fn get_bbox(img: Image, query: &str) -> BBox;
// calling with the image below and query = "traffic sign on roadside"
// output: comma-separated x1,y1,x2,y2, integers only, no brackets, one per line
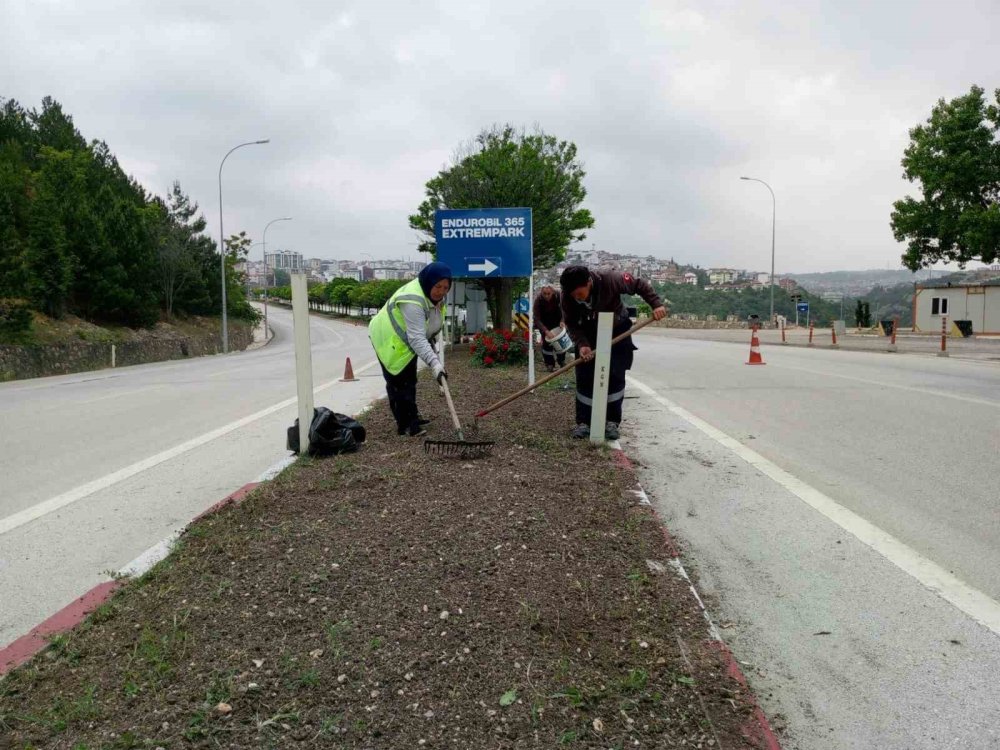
796,302,809,314
434,208,533,278
514,296,530,314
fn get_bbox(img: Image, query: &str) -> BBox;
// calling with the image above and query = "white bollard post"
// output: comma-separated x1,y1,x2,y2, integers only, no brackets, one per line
291,273,315,455
589,312,613,445
111,344,116,368
527,275,535,386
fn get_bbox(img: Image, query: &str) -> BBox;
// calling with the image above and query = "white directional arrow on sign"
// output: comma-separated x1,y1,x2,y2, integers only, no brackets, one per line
468,259,499,276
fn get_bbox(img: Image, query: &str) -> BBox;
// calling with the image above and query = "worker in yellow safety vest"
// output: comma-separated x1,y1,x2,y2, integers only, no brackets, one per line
369,262,452,437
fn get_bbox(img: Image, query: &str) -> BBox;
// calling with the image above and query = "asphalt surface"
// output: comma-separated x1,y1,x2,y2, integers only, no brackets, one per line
623,330,1000,749
651,324,1000,361
0,307,386,648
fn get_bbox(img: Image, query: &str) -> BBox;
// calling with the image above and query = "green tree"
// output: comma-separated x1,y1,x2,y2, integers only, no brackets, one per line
222,230,257,321
24,154,72,316
327,278,358,313
891,86,1000,270
409,125,594,328
156,181,205,318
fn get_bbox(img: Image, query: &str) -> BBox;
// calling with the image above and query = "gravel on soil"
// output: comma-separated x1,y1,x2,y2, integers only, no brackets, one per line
0,353,767,749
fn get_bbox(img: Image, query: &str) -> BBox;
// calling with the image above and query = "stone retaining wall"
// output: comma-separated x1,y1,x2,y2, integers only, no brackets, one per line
0,323,253,382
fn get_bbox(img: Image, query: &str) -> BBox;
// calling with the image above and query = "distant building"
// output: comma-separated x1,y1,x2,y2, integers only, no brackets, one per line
708,268,738,285
265,250,303,272
913,278,1000,334
684,272,698,285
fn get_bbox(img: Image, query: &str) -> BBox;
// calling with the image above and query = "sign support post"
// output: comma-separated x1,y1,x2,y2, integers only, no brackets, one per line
528,263,535,386
589,312,613,444
291,272,314,455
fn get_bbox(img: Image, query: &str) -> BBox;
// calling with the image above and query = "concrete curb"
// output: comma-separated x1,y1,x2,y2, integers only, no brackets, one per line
0,480,266,676
612,448,783,750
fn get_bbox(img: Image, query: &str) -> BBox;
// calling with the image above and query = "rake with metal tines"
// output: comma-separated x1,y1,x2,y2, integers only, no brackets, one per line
424,375,494,459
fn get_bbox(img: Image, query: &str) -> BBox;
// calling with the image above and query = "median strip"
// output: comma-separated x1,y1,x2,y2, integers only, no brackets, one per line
1,355,776,748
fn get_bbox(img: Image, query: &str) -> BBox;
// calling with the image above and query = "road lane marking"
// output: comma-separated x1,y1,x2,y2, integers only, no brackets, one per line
637,335,1000,408
0,360,379,537
77,385,164,405
627,374,1000,638
776,363,1000,410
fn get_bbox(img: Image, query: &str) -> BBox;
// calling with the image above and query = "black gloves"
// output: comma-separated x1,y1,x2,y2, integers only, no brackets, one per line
436,370,448,385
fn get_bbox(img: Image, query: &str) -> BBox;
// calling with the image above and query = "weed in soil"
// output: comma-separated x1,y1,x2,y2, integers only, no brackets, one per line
0,355,764,749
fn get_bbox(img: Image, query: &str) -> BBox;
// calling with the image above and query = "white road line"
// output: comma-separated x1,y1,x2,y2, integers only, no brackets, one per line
77,385,163,405
255,455,297,482
0,360,378,537
776,362,1000,409
118,535,177,578
627,374,1000,638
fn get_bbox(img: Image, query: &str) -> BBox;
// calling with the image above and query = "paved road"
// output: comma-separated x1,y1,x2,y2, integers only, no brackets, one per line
648,323,1000,361
0,307,386,648
624,331,1000,749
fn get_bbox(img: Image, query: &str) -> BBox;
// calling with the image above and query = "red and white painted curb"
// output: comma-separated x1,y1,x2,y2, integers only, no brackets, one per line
4,445,776,748
0,456,296,676
612,448,783,750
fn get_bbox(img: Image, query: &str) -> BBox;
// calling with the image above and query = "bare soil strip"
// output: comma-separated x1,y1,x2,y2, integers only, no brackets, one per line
1,355,769,749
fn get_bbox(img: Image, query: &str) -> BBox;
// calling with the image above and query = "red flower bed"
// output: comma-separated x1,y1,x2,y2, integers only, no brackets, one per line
469,328,530,367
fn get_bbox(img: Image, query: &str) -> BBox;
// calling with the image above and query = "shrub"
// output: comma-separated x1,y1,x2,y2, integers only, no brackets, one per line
469,328,530,367
0,299,33,343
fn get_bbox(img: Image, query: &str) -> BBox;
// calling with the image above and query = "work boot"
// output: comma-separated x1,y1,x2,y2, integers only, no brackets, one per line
416,416,432,426
546,365,554,373
604,422,620,441
404,424,427,437
571,423,590,439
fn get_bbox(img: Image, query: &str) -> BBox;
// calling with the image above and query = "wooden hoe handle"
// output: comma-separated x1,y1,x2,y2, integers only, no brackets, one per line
475,315,658,419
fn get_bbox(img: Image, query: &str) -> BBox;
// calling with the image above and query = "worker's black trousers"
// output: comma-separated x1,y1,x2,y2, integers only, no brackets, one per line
379,357,419,433
541,340,566,368
574,344,633,426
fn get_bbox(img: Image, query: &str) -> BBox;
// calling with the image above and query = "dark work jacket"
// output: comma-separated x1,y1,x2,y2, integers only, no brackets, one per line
561,270,663,351
533,291,563,332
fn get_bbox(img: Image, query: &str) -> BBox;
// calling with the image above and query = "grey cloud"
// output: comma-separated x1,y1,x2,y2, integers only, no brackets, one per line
3,0,997,272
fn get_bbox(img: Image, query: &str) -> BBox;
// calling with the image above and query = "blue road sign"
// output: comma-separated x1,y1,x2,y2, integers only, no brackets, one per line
514,296,530,313
434,208,533,278
796,302,810,314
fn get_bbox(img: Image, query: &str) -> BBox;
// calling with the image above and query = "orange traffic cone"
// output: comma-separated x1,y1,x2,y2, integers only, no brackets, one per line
746,326,765,365
339,357,359,382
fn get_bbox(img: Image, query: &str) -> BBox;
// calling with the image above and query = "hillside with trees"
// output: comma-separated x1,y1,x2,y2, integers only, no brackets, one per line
0,96,256,343
638,282,842,325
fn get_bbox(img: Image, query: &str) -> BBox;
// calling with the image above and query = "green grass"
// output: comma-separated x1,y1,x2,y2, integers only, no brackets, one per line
325,619,351,660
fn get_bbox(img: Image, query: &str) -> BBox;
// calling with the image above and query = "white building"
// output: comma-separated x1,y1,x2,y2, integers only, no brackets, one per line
265,250,303,272
913,279,1000,334
708,268,738,285
684,272,698,285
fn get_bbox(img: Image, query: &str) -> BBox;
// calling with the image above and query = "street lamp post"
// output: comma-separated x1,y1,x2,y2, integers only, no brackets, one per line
262,216,293,340
219,139,269,353
740,176,776,325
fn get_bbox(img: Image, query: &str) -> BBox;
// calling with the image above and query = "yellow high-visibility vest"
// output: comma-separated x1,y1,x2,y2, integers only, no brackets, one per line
368,277,431,375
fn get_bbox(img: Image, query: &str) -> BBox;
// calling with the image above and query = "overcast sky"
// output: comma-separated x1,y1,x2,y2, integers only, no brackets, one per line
4,0,998,273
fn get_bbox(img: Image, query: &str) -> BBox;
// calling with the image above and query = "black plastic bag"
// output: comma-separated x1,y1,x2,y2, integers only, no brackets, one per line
287,407,366,456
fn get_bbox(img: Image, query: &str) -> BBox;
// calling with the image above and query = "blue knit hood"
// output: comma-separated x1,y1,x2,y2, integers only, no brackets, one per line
418,261,453,299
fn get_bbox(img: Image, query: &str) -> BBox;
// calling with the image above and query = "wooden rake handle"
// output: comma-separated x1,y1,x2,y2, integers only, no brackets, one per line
474,315,659,419
439,376,465,440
